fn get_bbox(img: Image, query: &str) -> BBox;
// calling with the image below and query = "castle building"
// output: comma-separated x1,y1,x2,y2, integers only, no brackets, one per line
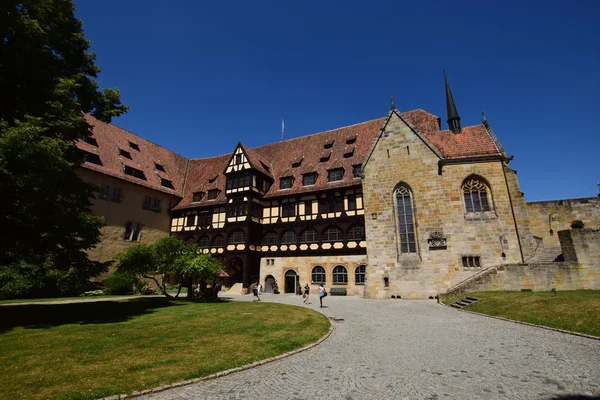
76,76,600,298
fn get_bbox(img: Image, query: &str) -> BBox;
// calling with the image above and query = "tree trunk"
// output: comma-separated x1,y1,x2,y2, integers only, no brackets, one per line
143,274,173,299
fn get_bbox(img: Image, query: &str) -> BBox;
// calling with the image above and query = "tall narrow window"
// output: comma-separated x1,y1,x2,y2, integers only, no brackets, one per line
355,265,366,284
281,202,296,217
395,184,417,253
462,177,492,213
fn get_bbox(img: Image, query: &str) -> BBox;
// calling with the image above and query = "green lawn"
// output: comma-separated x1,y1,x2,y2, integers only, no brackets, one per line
445,290,600,337
0,298,330,400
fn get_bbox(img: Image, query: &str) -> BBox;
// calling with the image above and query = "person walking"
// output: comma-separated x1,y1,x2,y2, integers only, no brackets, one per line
303,283,310,304
318,283,327,308
253,283,261,301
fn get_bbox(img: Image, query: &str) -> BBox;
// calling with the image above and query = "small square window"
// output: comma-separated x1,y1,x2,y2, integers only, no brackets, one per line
352,165,362,178
192,191,204,202
302,173,317,186
207,189,219,200
320,151,331,162
280,177,293,189
155,163,165,172
324,139,334,149
129,142,140,151
119,149,132,159
82,151,102,165
343,147,355,158
328,168,343,182
346,135,357,144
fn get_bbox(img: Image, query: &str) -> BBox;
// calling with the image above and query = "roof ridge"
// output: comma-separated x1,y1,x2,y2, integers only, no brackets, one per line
251,116,387,151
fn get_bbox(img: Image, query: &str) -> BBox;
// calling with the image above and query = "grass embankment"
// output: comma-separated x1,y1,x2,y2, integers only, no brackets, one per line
0,298,330,400
445,290,600,337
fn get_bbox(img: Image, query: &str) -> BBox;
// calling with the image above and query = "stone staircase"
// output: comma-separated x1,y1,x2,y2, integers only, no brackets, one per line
222,282,245,295
529,245,563,263
449,296,480,309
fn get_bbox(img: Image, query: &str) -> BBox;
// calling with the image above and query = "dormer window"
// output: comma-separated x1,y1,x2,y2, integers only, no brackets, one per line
319,151,331,162
207,189,219,200
328,168,344,182
352,165,362,178
192,191,205,202
84,136,98,146
346,134,357,144
343,147,355,158
124,165,146,180
129,142,140,151
260,161,271,173
161,178,174,189
302,173,317,186
208,173,219,183
324,139,334,149
280,177,293,190
155,163,165,172
292,156,303,168
82,150,102,166
119,149,132,159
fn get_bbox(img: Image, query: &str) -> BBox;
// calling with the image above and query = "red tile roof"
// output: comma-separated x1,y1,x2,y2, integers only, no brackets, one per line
76,115,188,196
80,109,503,211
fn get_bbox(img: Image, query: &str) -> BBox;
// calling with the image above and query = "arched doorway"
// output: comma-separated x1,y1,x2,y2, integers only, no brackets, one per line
284,270,297,294
265,275,275,293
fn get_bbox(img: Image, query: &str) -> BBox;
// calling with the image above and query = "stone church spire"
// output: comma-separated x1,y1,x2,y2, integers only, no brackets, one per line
444,70,462,134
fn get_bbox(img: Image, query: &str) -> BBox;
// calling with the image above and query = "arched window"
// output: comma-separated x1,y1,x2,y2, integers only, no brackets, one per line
347,223,365,240
262,231,278,245
281,229,297,244
212,234,224,247
185,236,196,243
300,227,318,243
355,265,366,284
311,266,326,283
462,176,492,213
395,184,417,253
332,265,348,284
228,229,246,244
323,226,343,241
198,235,210,248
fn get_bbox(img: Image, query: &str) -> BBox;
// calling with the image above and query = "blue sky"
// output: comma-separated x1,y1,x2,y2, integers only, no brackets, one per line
75,0,600,201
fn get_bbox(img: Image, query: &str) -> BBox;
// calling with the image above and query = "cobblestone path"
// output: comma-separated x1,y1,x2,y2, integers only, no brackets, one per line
139,294,600,400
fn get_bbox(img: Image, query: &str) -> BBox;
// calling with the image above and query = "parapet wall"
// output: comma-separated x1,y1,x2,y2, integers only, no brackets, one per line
526,197,600,249
443,228,600,298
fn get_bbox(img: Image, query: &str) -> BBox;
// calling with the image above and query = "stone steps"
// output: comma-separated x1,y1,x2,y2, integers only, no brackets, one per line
222,282,245,295
530,245,563,263
449,296,480,309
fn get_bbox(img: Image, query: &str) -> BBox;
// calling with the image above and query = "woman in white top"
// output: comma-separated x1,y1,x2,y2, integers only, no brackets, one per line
318,284,326,308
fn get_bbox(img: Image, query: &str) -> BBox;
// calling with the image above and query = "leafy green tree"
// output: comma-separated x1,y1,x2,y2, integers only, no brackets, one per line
181,253,224,300
0,1,128,298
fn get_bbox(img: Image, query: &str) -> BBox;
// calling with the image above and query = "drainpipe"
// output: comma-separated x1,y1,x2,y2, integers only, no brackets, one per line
501,157,525,263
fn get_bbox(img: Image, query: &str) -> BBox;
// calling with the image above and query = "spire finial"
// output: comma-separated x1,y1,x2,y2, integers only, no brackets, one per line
482,111,487,124
444,70,462,134
390,94,396,111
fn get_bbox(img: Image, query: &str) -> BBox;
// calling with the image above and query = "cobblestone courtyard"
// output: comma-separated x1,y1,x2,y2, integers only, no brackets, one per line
138,294,600,400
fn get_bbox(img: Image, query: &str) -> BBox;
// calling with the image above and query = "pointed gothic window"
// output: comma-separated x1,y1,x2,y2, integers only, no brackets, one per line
395,184,417,253
462,176,492,213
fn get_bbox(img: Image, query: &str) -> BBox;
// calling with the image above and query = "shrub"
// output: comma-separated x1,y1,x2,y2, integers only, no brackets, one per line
80,290,104,297
570,220,585,229
103,273,143,295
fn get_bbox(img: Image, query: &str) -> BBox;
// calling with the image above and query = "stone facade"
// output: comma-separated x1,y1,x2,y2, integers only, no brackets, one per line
78,168,179,265
526,197,600,250
258,255,367,297
362,111,532,299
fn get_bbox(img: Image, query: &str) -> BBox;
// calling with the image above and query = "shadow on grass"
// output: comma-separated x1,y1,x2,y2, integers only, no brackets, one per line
0,298,186,333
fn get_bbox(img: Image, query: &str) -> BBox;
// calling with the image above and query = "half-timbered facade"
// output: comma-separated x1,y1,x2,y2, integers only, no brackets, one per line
76,75,594,298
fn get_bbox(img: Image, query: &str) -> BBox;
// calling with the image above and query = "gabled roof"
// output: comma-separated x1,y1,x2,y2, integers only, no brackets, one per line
76,115,188,196
238,143,273,177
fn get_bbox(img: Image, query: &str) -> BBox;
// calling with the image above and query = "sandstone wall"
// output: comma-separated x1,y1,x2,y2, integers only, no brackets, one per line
527,197,600,249
77,168,179,265
362,112,528,299
259,255,367,297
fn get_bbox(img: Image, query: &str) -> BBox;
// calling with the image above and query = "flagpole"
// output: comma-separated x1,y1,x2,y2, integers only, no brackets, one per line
281,118,284,141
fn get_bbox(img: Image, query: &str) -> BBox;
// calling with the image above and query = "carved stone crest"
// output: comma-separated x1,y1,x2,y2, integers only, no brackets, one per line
428,232,447,250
